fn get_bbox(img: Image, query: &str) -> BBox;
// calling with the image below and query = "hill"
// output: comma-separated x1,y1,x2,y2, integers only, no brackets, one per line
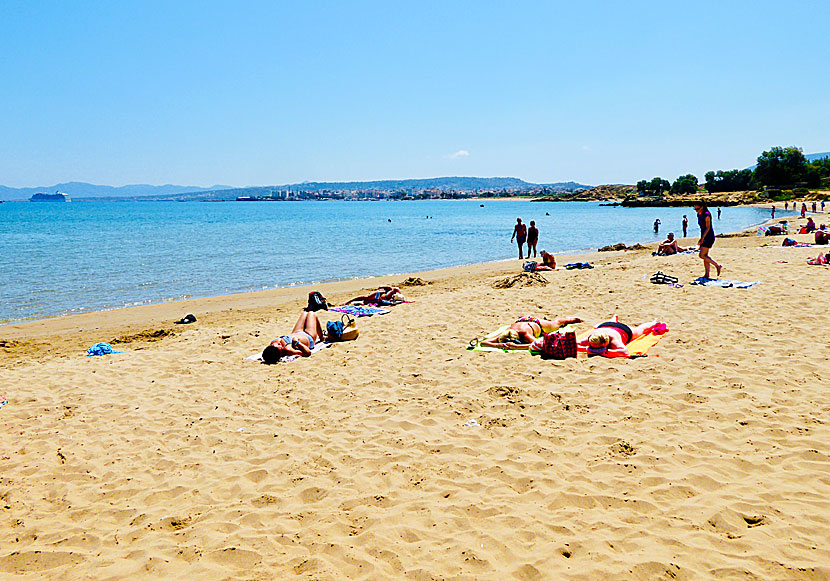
0,178,591,201
0,182,232,201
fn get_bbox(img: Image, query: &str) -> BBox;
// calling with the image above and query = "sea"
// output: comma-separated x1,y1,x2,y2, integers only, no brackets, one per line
0,200,781,323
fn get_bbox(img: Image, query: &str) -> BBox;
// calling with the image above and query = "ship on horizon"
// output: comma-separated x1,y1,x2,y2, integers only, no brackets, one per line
30,191,71,202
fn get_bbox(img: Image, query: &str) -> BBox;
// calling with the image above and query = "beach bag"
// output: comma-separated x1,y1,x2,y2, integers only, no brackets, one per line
539,331,577,360
523,261,538,272
307,291,329,312
326,314,358,342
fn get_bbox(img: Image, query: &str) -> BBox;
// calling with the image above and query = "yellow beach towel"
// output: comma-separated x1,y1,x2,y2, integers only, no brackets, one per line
577,328,669,358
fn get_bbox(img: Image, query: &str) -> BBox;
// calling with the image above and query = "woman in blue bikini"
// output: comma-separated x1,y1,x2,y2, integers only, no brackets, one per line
262,310,325,363
480,315,582,350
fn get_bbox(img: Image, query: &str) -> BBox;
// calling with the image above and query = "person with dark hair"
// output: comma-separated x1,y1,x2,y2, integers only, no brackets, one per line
694,203,722,278
527,220,539,258
262,310,325,363
346,286,402,305
511,218,527,259
577,315,662,357
682,215,688,238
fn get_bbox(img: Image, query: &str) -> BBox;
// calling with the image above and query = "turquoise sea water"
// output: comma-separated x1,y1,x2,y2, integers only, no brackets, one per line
0,200,779,323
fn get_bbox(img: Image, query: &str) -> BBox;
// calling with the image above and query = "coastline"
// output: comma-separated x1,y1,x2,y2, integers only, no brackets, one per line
0,202,782,331
2,210,829,578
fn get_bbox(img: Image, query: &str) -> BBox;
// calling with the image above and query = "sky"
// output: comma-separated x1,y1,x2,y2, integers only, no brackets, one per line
1,0,828,188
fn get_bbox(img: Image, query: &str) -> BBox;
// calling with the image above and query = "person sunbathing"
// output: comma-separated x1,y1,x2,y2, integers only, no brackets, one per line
805,217,817,233
346,286,403,305
815,226,829,245
655,233,685,256
479,315,582,350
807,251,830,265
577,315,662,357
262,310,324,363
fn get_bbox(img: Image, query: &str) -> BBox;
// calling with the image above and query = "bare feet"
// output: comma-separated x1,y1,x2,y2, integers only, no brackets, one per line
716,263,723,277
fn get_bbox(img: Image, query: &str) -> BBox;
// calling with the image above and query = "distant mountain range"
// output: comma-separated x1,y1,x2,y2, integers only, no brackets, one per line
806,152,830,162
0,182,232,201
0,177,589,201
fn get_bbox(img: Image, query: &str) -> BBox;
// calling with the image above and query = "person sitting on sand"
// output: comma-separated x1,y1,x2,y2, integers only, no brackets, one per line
577,315,662,357
804,217,817,233
526,250,557,271
655,233,686,256
346,286,403,305
479,315,582,350
815,226,829,245
262,310,325,363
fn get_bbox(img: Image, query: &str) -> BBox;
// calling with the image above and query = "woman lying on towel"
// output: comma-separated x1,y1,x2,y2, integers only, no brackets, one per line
346,286,403,305
807,251,830,265
479,315,582,350
262,310,325,363
577,315,663,357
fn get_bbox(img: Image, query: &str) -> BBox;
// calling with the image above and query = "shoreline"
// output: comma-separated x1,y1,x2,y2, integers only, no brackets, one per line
1,205,786,331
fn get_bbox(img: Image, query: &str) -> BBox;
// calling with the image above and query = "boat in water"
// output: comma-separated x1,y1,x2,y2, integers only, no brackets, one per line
30,191,71,202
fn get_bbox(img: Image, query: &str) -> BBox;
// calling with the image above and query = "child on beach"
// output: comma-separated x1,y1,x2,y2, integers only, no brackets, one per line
694,203,722,278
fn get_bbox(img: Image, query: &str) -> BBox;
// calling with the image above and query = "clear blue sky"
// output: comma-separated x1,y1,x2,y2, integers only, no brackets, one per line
1,0,828,188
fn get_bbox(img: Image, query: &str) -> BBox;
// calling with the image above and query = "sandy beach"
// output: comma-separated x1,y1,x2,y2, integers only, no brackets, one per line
2,211,830,580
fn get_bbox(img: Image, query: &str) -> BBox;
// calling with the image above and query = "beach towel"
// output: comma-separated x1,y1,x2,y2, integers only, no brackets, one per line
330,305,391,317
86,342,124,357
690,277,762,288
576,327,669,358
244,341,332,363
468,324,578,353
564,262,593,269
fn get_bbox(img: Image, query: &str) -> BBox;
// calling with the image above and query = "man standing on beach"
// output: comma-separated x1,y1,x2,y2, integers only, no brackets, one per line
511,218,527,259
527,221,539,258
682,215,688,238
771,205,776,219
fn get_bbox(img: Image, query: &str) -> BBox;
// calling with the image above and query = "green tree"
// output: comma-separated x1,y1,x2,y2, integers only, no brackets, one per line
671,174,699,195
754,146,808,187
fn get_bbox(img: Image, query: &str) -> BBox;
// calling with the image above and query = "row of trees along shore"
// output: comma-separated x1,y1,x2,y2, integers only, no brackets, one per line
636,146,830,200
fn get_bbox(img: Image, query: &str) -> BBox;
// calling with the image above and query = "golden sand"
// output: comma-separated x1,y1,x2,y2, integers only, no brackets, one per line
1,213,829,579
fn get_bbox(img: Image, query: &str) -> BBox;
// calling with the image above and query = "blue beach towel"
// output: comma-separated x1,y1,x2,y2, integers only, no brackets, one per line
330,305,391,317
86,342,125,357
690,277,762,288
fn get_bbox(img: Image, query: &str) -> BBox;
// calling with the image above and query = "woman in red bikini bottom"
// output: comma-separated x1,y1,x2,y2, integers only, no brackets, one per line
577,315,662,357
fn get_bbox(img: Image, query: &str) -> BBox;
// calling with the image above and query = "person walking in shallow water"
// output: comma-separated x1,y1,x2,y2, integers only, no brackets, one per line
682,215,688,238
717,207,722,220
511,218,527,259
653,219,660,234
695,203,722,279
527,220,539,258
